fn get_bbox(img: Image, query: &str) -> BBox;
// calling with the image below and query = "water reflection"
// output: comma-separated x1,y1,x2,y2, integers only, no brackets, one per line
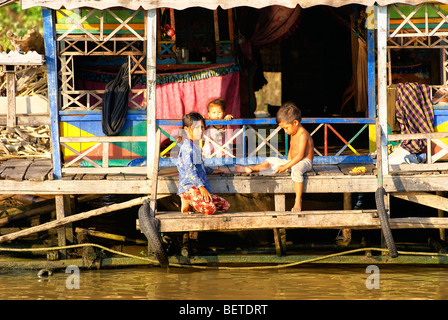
1,265,448,300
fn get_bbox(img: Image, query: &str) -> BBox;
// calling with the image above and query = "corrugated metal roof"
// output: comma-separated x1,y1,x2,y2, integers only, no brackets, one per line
21,0,448,10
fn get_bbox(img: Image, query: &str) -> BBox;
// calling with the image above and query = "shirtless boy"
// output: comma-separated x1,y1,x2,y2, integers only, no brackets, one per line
234,102,314,211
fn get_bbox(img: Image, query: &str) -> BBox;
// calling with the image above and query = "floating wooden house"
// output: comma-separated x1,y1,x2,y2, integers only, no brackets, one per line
0,0,448,268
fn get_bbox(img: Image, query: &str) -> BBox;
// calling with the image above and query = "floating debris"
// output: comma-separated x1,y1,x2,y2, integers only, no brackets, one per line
37,268,53,278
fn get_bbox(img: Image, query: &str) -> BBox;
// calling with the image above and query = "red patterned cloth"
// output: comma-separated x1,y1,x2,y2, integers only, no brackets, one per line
180,186,230,215
79,63,240,143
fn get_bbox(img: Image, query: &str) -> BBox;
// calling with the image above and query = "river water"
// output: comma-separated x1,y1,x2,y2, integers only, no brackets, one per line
1,264,447,300
1,195,447,304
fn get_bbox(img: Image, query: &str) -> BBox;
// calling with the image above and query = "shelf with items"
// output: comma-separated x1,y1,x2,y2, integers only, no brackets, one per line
156,7,236,67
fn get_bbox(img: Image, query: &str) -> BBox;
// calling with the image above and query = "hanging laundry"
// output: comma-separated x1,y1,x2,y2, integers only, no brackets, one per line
395,82,434,154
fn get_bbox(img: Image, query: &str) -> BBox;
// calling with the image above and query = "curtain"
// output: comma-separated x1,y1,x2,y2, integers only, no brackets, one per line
78,63,240,143
241,5,302,62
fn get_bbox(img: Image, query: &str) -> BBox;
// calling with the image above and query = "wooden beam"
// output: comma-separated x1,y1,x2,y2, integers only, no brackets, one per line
62,167,148,174
0,173,446,195
150,129,161,212
388,132,448,140
55,195,70,258
0,115,50,126
0,200,56,227
392,192,448,212
0,196,149,243
0,194,98,227
42,8,62,179
377,5,389,175
437,191,446,240
156,210,377,232
367,6,376,120
146,9,157,180
389,217,448,229
390,163,448,172
75,227,147,244
342,193,352,241
60,136,146,143
274,194,286,255
6,70,16,128
153,210,448,232
152,210,448,233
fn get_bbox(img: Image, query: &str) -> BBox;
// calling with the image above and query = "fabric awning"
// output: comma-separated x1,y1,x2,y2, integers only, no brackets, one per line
20,0,448,10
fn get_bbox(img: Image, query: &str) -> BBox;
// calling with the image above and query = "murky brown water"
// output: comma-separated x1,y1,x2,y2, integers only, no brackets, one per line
1,265,447,300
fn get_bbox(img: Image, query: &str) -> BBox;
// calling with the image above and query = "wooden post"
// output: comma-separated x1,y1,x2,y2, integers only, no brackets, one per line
213,10,220,43
274,194,286,255
146,9,157,181
76,228,97,268
0,196,148,243
367,6,377,154
228,9,234,41
55,194,71,259
376,4,389,175
437,191,446,241
42,8,62,179
342,193,352,242
169,8,176,42
5,67,16,128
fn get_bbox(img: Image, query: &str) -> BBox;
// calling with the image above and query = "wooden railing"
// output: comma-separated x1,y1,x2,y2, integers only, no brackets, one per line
58,116,375,175
388,132,448,171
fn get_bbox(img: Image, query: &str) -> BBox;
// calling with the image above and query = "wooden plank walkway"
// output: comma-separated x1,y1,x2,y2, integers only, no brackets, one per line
0,158,446,195
0,158,447,253
154,210,379,232
152,210,448,232
0,159,377,182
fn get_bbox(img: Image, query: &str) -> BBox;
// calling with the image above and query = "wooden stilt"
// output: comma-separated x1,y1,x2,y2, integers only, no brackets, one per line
76,227,98,268
181,232,190,257
6,68,16,128
437,191,446,241
0,196,149,243
274,194,286,255
55,194,72,259
341,193,352,243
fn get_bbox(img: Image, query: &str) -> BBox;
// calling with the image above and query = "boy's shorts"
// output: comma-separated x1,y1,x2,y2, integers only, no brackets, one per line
265,157,313,183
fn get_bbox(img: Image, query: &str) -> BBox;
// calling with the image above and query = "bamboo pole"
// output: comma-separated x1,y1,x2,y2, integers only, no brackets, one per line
0,195,14,201
0,194,100,228
0,196,149,243
0,202,55,227
75,227,147,245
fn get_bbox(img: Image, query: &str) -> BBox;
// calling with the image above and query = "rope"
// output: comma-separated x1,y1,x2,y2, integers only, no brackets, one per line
0,243,446,270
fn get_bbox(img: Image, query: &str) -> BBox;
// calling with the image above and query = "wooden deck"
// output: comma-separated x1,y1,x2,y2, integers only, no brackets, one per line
0,158,447,195
1,158,448,264
154,209,448,232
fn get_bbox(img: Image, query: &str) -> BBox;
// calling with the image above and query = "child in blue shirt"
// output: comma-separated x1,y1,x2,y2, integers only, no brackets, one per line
177,112,230,215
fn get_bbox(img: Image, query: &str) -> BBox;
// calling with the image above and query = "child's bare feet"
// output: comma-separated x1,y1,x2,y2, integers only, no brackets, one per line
181,199,194,214
234,165,253,173
291,201,302,212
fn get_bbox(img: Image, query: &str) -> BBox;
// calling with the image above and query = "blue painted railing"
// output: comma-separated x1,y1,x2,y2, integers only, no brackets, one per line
59,110,376,167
